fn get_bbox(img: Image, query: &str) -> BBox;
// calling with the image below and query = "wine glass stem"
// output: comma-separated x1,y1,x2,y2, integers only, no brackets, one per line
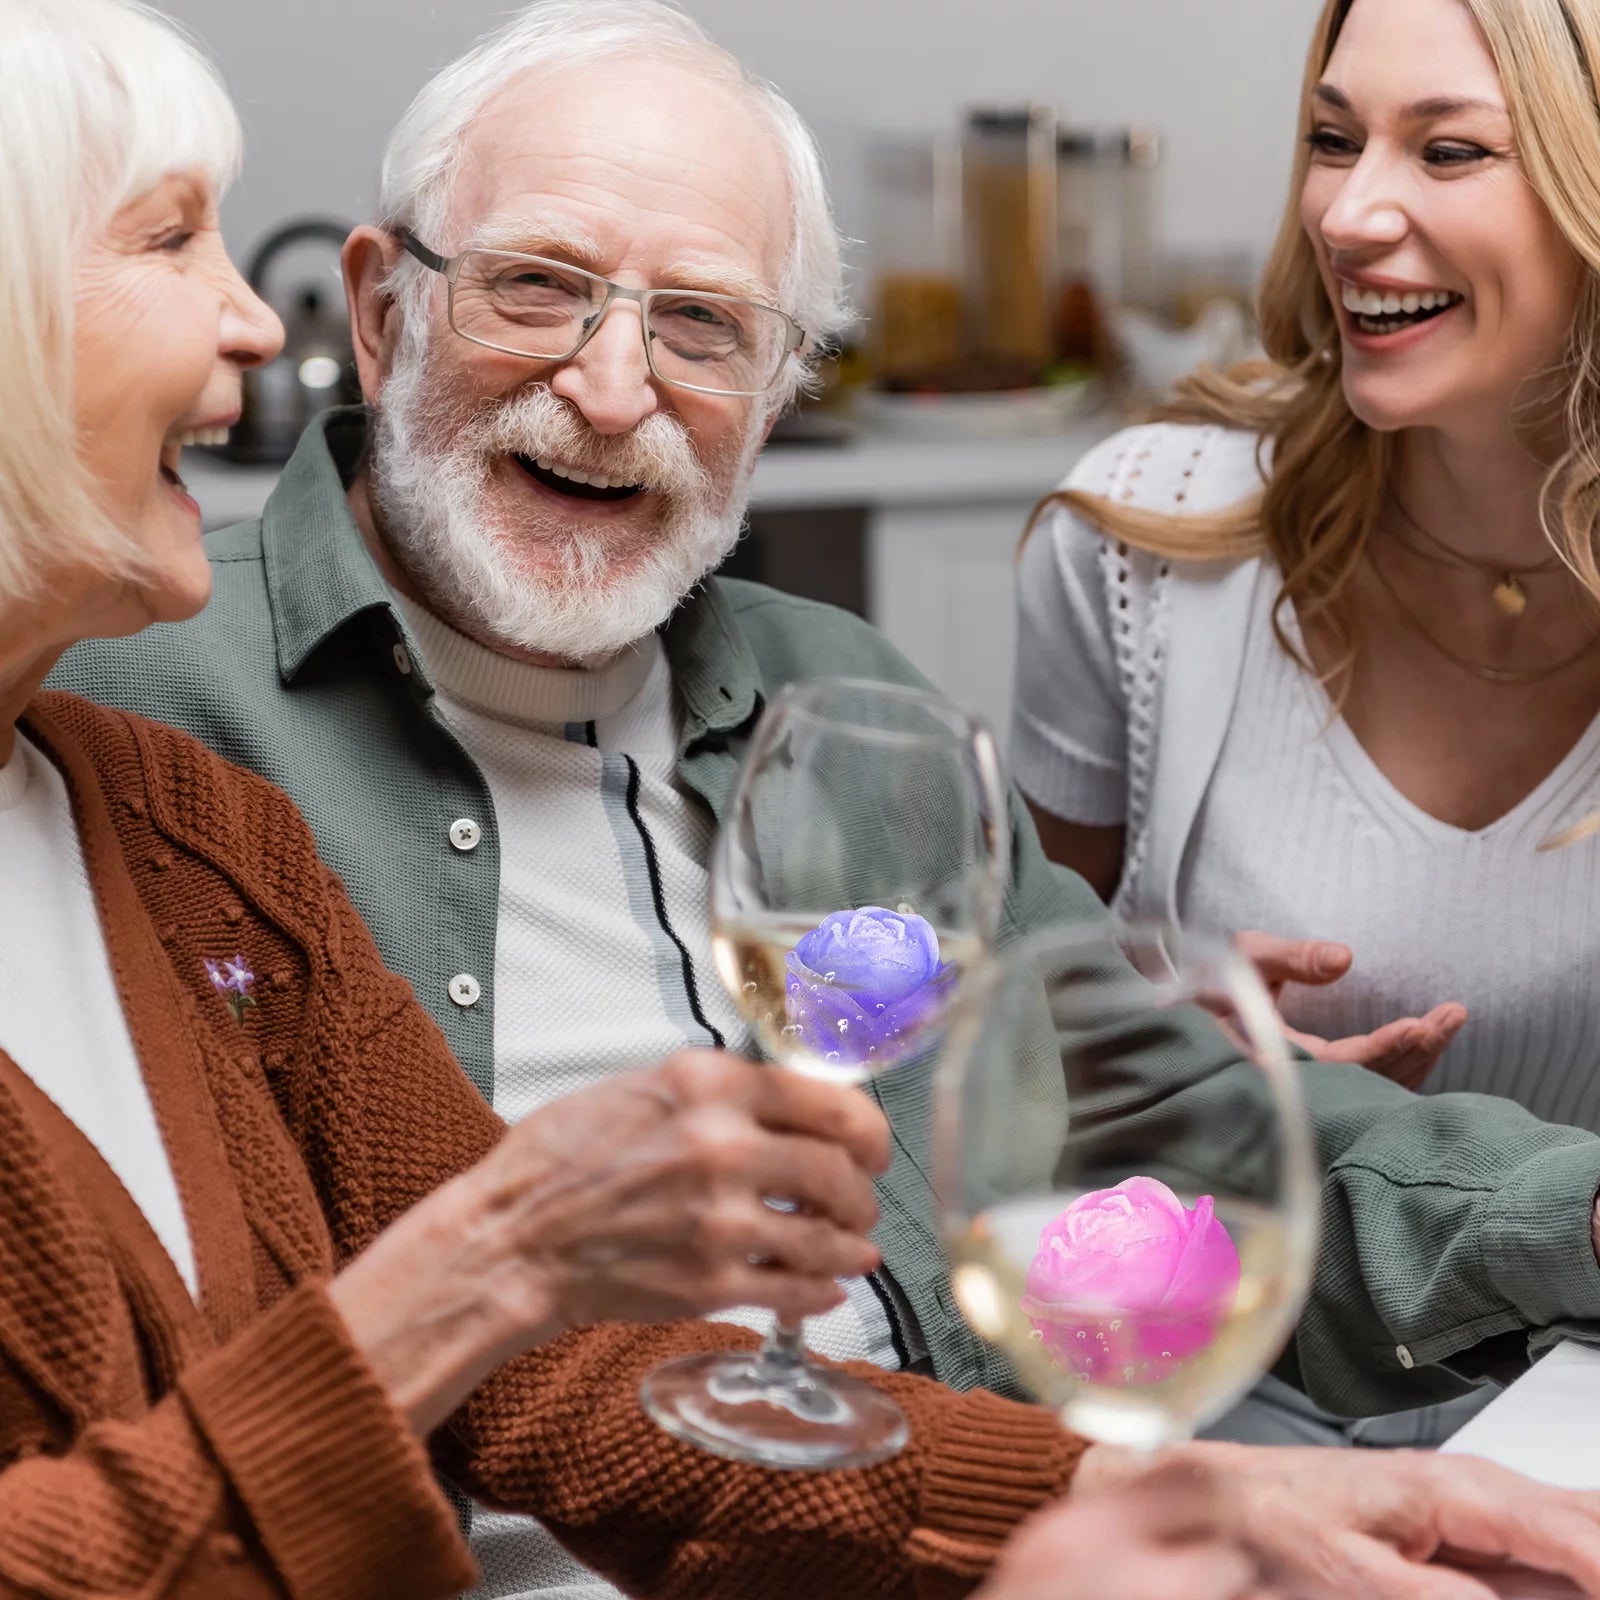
757,1318,810,1375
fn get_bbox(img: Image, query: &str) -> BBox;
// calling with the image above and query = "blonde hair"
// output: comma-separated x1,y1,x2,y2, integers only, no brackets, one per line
0,0,241,604
1032,0,1600,677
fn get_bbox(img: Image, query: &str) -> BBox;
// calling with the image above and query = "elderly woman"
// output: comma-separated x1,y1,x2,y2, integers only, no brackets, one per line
0,1,928,1592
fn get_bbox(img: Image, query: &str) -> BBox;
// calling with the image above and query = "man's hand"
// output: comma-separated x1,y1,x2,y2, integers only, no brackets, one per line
1237,931,1467,1090
1108,1442,1600,1598
975,1458,1266,1600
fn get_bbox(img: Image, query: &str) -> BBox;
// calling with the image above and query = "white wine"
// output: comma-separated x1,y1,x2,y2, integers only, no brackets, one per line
949,1192,1299,1449
713,913,982,1084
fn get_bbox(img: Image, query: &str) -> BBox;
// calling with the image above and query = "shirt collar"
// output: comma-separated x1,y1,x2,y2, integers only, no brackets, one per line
660,579,764,744
259,407,767,734
260,408,401,682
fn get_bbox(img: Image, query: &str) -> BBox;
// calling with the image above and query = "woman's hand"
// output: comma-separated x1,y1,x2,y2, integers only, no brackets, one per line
329,1049,891,1432
976,1457,1267,1600
1236,931,1467,1090
1088,1441,1600,1599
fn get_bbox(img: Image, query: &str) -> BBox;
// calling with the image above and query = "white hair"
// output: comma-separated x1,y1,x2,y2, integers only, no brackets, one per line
0,0,241,602
377,0,851,406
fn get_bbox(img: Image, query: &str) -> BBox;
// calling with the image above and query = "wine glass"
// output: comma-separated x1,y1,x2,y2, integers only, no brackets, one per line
935,920,1318,1452
640,676,1010,1469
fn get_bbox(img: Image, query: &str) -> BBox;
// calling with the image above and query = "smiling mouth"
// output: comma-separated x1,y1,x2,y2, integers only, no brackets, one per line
515,453,647,503
1341,283,1464,338
160,425,233,493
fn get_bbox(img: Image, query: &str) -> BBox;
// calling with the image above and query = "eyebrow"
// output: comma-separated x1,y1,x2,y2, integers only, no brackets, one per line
1313,83,1509,121
462,211,775,303
655,258,774,303
463,210,608,267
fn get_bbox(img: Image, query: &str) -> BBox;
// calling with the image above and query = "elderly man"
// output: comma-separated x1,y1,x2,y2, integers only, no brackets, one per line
55,1,1600,1596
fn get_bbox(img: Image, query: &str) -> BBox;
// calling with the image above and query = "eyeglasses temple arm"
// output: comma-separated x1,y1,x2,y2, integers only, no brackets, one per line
396,230,451,275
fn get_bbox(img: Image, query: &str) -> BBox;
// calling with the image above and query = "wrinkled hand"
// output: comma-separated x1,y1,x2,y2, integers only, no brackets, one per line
1159,1442,1600,1598
1236,932,1467,1090
455,1048,889,1331
976,1457,1268,1600
332,1049,889,1432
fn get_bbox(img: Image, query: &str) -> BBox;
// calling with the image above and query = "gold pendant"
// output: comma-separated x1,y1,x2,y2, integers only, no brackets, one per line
1494,576,1528,618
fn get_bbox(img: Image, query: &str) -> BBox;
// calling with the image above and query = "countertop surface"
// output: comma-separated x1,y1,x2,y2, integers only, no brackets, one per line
182,417,1117,531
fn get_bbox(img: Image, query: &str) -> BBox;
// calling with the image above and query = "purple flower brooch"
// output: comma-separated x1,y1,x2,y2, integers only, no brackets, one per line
205,954,258,1024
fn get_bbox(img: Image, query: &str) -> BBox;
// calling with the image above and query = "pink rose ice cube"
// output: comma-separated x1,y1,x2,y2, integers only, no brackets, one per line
1023,1177,1241,1387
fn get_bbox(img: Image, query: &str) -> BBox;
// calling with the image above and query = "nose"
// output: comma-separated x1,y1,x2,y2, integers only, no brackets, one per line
1316,147,1410,256
546,298,660,435
219,252,285,371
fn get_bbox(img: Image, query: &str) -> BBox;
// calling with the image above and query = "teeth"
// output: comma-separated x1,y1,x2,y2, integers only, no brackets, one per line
531,454,643,494
172,426,230,449
1341,282,1461,318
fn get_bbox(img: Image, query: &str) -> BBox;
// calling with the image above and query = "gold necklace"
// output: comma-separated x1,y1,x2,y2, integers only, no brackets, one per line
1390,494,1562,619
1368,549,1600,685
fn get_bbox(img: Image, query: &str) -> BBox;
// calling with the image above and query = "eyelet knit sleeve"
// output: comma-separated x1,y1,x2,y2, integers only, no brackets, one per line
1010,439,1133,827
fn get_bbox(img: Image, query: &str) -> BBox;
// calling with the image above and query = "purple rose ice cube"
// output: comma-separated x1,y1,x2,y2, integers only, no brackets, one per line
784,906,952,1066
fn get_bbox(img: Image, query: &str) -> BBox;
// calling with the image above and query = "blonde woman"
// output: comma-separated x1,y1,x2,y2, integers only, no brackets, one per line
1015,0,1600,1444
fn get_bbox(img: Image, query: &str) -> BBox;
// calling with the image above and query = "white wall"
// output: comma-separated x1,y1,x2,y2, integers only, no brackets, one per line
162,0,1321,300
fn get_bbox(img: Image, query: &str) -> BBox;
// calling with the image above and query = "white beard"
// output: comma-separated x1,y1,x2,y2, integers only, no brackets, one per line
369,335,760,664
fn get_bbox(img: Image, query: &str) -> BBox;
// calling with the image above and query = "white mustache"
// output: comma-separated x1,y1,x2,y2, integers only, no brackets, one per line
470,384,715,503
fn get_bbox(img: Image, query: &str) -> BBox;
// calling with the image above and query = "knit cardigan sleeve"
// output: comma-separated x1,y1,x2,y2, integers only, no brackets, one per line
0,1280,476,1600
290,864,1086,1600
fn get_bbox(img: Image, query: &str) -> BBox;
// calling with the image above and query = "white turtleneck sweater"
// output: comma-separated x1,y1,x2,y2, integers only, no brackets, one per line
391,596,901,1600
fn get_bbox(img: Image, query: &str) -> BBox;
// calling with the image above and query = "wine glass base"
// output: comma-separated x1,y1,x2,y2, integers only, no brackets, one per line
640,1350,910,1470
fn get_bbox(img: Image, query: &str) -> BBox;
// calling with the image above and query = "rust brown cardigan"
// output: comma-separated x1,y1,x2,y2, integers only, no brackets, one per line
0,691,1083,1600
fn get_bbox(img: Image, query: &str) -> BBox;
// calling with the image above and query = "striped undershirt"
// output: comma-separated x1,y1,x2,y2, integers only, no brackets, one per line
390,594,904,1600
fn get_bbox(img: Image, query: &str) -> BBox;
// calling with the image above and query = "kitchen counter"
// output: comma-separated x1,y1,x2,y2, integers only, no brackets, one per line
182,416,1118,739
183,424,1107,525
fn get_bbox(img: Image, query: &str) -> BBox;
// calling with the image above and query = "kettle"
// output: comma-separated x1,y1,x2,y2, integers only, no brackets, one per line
221,219,362,464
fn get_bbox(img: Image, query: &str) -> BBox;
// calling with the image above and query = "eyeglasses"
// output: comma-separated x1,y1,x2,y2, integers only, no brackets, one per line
396,230,806,399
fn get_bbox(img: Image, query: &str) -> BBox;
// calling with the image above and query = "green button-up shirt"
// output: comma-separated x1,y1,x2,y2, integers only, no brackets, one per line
54,409,1600,1414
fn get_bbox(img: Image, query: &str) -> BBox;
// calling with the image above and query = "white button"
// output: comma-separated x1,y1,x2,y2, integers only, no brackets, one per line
392,642,412,675
449,818,482,852
1396,1345,1414,1370
448,973,481,1008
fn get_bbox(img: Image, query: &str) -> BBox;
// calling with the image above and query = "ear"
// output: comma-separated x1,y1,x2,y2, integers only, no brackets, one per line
343,225,406,404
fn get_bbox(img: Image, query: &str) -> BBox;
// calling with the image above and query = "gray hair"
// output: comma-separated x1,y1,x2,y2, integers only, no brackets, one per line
0,0,241,601
377,0,850,402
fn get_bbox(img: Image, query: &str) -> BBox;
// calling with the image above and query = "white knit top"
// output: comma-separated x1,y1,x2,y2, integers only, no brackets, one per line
1185,583,1600,1127
1013,421,1600,1133
0,732,197,1292
391,597,902,1600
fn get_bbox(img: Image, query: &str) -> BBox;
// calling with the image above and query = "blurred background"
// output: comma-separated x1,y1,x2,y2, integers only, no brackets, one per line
166,0,1322,736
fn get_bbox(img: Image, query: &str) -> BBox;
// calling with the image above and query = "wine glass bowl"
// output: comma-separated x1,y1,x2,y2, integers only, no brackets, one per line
936,921,1319,1452
641,677,1010,1469
710,678,1007,1083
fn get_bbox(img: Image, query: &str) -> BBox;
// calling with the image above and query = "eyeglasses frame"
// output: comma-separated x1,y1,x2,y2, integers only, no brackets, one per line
395,229,806,399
